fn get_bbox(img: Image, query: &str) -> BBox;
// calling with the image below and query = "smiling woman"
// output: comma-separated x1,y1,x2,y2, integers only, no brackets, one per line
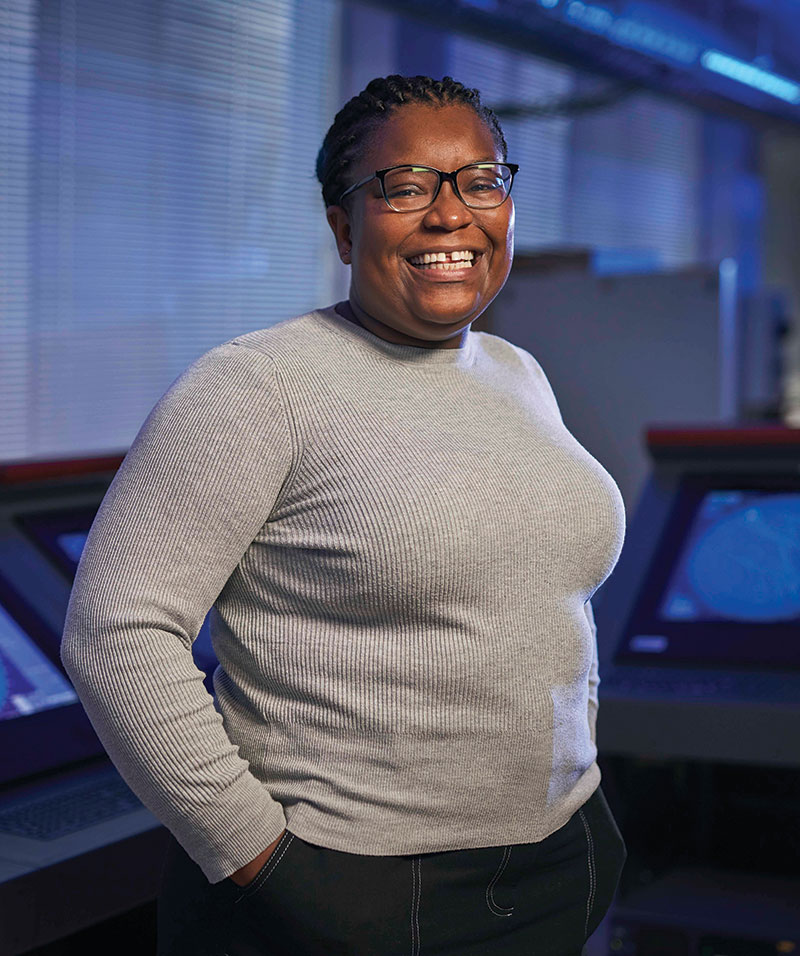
320,83,516,349
61,74,627,956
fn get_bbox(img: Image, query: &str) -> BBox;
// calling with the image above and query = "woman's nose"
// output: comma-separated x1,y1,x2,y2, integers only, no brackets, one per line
422,180,473,228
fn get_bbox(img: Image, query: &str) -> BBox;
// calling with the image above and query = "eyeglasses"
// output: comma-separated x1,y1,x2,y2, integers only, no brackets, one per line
337,162,519,211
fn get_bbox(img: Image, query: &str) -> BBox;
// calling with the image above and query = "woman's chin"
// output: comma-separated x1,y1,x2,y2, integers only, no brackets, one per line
412,302,483,331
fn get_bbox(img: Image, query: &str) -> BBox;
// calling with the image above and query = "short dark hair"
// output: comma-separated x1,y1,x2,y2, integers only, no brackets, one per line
316,74,508,208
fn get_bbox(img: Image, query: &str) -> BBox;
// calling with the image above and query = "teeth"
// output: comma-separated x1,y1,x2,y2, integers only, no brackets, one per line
414,260,474,271
408,250,476,267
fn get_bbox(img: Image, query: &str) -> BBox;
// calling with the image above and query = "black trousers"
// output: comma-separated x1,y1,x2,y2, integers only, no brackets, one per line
157,785,626,956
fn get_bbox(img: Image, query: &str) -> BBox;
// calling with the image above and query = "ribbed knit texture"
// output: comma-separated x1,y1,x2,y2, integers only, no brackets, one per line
60,303,626,883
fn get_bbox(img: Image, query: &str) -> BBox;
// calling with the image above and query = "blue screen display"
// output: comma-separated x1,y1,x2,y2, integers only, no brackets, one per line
618,483,800,669
0,602,77,721
659,490,800,624
56,530,89,566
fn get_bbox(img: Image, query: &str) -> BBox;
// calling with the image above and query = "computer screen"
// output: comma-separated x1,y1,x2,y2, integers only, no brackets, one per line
615,477,800,670
15,505,219,684
0,572,102,784
659,489,800,624
0,601,77,721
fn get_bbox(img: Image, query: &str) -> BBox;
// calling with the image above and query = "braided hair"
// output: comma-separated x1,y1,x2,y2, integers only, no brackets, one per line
316,75,508,209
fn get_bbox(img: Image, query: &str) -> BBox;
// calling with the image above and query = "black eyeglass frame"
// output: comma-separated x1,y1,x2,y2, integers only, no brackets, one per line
336,162,520,210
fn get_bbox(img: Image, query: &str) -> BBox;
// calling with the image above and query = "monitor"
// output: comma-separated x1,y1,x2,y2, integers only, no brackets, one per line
0,573,103,786
0,600,77,722
12,504,219,717
615,475,800,671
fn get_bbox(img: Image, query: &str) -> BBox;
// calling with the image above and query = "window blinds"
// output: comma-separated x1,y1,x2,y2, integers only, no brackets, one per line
2,0,340,462
1,0,37,459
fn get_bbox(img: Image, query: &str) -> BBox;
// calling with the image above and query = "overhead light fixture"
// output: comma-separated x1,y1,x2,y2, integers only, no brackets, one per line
563,1,699,65
701,49,800,104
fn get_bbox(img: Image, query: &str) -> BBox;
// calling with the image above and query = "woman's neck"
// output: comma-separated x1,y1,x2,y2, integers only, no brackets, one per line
334,299,365,331
334,299,467,350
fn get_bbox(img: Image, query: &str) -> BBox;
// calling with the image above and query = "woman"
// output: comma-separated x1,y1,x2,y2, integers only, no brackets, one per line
61,75,627,956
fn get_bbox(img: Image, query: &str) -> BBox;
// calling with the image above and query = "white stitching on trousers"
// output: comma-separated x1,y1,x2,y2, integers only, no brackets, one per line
485,845,515,917
578,809,596,940
234,832,296,903
411,857,421,956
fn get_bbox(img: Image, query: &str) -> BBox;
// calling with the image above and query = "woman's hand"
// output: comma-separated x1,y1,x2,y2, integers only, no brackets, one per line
228,828,288,887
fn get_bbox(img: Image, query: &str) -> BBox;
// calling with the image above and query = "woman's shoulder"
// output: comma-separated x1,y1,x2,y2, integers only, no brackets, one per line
217,308,330,365
473,329,563,419
151,309,329,420
472,329,550,379
164,309,336,400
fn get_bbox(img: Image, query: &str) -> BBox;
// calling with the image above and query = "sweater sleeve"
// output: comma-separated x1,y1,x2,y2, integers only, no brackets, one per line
584,598,599,747
60,341,294,883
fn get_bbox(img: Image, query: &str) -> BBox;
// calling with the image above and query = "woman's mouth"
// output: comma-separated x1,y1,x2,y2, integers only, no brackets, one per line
405,250,480,274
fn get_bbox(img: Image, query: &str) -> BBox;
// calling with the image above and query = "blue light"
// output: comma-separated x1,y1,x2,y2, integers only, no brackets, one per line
701,50,800,104
630,635,669,653
538,0,560,8
611,17,699,64
565,1,613,34
564,1,699,65
591,248,662,276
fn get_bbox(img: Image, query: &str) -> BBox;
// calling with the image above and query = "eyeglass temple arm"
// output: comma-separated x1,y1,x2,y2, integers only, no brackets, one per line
337,172,377,204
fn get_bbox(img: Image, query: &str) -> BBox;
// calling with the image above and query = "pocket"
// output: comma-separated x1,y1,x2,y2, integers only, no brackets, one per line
485,845,515,917
579,787,627,939
232,830,298,903
228,838,414,955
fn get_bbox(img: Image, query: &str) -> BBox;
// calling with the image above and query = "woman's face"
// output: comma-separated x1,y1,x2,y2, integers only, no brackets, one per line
326,103,515,348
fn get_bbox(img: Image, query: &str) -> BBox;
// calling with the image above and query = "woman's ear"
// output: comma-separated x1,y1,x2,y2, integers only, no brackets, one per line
326,205,352,264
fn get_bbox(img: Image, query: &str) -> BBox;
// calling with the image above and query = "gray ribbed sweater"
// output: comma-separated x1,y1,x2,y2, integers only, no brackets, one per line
60,303,626,884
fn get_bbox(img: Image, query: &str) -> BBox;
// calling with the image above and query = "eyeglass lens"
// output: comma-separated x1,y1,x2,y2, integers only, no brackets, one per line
383,164,512,211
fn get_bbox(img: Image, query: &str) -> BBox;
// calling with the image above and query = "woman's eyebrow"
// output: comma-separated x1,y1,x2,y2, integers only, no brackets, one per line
387,158,502,169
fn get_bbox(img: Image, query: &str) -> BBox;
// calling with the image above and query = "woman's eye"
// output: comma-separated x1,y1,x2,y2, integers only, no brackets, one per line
467,178,501,192
387,184,426,197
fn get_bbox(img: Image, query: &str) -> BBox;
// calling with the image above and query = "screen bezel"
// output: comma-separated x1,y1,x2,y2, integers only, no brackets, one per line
14,505,98,580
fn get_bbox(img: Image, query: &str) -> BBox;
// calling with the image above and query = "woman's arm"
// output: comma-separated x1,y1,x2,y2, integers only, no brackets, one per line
61,341,295,883
228,828,288,886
